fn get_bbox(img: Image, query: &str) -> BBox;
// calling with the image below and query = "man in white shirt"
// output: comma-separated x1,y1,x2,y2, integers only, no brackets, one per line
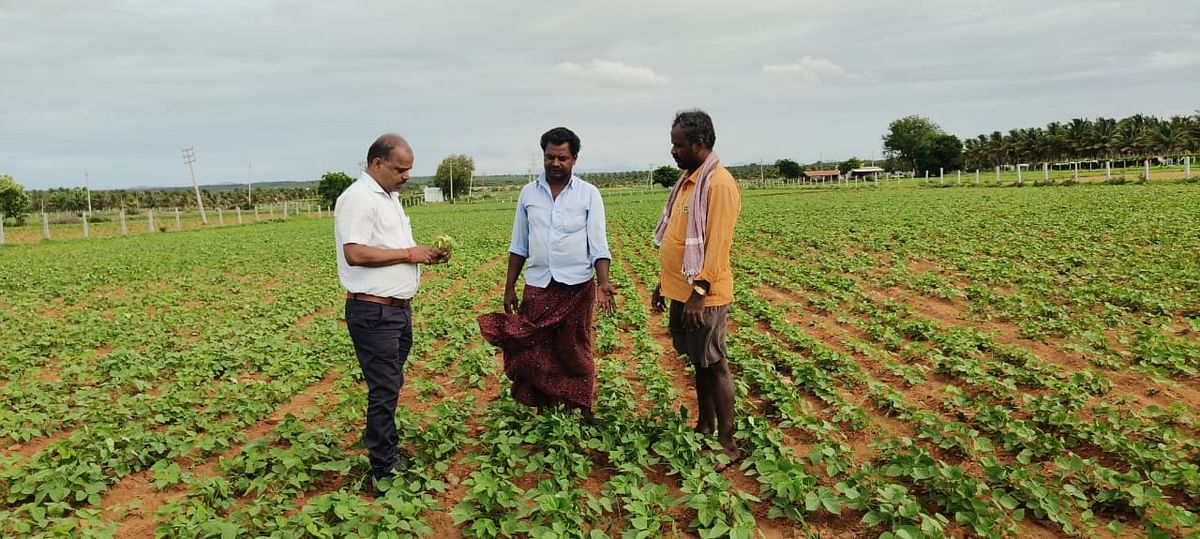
334,133,448,491
478,127,616,424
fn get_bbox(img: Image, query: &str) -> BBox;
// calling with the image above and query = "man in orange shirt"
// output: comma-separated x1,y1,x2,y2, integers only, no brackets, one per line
651,110,742,466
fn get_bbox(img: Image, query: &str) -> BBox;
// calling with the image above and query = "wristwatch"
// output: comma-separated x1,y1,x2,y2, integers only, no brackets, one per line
692,285,708,296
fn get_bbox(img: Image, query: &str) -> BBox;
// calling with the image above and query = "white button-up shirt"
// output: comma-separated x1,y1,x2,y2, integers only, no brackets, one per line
334,173,420,299
508,174,611,288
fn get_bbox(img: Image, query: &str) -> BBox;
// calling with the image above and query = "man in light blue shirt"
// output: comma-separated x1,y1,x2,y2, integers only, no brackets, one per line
504,127,616,313
480,127,615,424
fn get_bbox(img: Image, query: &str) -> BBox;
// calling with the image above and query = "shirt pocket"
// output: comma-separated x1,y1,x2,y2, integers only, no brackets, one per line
664,209,689,242
377,205,406,237
557,209,587,234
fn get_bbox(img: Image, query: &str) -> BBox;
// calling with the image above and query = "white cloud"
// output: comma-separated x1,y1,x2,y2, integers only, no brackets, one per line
762,56,856,85
1145,48,1200,69
555,60,669,87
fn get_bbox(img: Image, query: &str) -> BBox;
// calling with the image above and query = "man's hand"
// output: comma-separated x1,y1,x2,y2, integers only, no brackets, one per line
682,293,705,330
651,283,666,313
596,282,619,315
409,245,448,265
503,286,520,314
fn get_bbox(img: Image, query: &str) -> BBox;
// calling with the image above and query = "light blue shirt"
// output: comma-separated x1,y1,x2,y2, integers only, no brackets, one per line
509,174,611,288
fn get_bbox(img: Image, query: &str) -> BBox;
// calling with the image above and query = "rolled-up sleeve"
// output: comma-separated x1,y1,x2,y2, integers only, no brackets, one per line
586,186,611,264
508,189,530,257
696,181,740,284
335,191,375,246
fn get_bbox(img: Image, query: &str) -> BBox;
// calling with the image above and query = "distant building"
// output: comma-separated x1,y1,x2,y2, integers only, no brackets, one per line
804,169,840,181
424,187,445,203
849,166,885,178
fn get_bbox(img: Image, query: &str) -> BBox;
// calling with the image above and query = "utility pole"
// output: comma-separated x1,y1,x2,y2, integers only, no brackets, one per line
83,168,93,217
182,147,208,224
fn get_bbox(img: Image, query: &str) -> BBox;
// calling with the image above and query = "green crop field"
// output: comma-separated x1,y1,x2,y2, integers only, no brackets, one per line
1,183,1199,538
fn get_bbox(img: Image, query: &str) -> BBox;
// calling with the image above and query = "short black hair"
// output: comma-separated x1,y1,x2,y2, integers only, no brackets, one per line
367,134,408,164
672,110,716,149
540,127,581,157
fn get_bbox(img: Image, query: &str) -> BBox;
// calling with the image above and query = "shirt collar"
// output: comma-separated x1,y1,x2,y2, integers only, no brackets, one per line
535,173,579,193
680,168,700,186
360,171,388,195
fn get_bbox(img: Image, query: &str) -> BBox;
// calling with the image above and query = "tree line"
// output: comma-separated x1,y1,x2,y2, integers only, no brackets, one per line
0,182,324,225
884,113,1200,174
962,113,1200,169
8,112,1199,225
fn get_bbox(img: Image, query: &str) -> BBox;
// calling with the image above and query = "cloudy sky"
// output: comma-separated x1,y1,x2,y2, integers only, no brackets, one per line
1,0,1197,190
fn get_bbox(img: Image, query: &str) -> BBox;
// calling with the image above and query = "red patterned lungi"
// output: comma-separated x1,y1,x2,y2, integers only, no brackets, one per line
477,280,595,410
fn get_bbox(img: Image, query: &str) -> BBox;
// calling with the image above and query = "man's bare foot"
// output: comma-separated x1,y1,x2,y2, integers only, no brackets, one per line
714,447,744,472
580,408,604,429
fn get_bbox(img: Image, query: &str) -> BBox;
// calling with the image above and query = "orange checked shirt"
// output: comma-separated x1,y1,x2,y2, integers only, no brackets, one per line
658,165,741,306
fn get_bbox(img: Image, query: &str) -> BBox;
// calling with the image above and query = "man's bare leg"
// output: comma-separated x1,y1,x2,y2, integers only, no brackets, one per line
708,360,742,465
693,368,717,435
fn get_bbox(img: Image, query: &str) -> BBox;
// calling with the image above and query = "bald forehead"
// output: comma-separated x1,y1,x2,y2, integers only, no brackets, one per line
367,133,413,165
378,135,411,154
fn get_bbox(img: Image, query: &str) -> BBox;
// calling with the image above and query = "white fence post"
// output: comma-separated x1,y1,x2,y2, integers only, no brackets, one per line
175,208,182,231
1073,162,1079,182
217,207,224,226
0,212,5,245
43,212,50,240
1144,160,1150,181
1017,165,1023,185
236,207,243,224
283,201,289,219
1186,156,1192,179
120,209,127,236
1042,163,1049,184
975,169,980,186
939,168,944,185
956,170,961,185
1106,160,1112,182
254,206,260,221
269,205,275,220
82,213,89,238
148,209,156,232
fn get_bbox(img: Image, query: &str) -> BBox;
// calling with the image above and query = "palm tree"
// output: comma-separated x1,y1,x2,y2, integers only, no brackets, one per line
1184,112,1200,153
1065,118,1092,161
987,131,1005,167
1092,117,1118,160
1157,117,1193,155
1115,119,1145,161
1044,122,1066,162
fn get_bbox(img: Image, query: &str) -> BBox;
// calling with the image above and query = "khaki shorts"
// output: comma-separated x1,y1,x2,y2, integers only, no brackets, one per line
668,300,730,369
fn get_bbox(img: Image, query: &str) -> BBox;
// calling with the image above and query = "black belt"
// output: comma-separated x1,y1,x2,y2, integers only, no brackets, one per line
347,292,412,309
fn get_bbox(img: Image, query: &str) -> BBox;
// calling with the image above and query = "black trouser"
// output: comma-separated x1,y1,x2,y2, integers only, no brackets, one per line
345,299,412,479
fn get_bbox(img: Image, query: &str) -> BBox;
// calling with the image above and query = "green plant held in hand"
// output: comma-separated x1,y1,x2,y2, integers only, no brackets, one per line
433,234,456,252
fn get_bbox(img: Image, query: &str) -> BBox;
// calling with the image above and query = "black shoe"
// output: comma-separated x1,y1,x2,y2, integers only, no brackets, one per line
370,469,400,494
395,448,413,470
370,449,412,494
